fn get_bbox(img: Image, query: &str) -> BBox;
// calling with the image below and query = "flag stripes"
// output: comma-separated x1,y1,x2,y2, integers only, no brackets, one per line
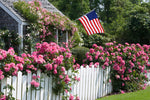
79,10,104,35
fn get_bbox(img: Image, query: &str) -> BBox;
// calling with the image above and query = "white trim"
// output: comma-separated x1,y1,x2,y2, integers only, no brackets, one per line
56,29,58,44
0,2,22,24
66,31,68,43
22,22,29,25
18,23,23,53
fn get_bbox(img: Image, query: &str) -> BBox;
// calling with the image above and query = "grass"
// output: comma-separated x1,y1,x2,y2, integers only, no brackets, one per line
97,86,150,100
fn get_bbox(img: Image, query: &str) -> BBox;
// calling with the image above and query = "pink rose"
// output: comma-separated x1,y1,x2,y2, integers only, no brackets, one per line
34,82,40,87
0,55,3,60
30,80,36,85
69,94,74,100
53,69,57,74
32,75,37,80
61,67,65,72
59,75,63,79
121,90,125,94
0,75,4,80
76,96,80,100
115,75,120,79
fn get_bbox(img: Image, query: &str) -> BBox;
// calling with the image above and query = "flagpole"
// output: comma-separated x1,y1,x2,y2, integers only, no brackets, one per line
74,8,96,21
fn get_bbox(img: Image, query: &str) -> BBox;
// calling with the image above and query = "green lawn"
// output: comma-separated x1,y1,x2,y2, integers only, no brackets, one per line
97,86,150,100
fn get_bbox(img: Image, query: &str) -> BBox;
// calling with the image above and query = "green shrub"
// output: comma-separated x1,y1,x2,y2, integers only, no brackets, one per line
71,47,89,65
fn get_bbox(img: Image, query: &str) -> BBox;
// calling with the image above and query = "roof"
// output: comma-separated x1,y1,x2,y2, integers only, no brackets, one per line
0,0,64,22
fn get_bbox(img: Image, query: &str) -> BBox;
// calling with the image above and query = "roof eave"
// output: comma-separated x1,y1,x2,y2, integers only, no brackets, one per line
0,1,26,24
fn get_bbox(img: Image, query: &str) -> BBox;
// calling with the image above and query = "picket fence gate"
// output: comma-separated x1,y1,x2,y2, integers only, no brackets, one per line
0,65,112,100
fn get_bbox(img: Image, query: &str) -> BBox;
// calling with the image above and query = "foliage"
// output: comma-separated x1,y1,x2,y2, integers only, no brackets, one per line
83,42,150,93
13,0,39,23
71,47,89,65
120,3,150,44
96,0,150,44
0,30,21,54
49,0,90,20
69,31,83,48
81,32,112,48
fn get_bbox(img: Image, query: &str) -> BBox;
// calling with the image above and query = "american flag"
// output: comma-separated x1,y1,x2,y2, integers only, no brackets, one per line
79,10,104,35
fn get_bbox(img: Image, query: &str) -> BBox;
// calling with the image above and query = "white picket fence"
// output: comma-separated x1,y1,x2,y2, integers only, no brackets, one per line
0,66,112,100
147,71,150,85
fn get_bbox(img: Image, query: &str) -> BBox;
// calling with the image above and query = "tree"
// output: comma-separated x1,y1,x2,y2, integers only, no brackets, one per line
119,3,150,44
49,0,90,20
96,0,150,45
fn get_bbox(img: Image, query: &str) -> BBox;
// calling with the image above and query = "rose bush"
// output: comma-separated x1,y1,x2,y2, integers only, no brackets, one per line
83,42,150,93
0,42,80,100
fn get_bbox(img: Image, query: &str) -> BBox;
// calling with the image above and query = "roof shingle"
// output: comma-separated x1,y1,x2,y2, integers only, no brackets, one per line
0,0,64,22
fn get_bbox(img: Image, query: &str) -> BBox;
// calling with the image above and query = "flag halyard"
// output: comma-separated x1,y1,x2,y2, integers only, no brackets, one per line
79,10,104,35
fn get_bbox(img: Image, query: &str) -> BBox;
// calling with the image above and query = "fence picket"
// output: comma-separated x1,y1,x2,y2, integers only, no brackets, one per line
79,66,83,100
87,66,91,100
97,67,101,98
105,68,108,96
71,76,76,96
27,72,32,100
6,76,11,95
48,77,52,100
101,68,104,97
36,70,41,100
59,93,62,100
82,66,86,100
17,71,22,99
44,75,49,100
32,74,36,100
91,65,95,100
22,75,27,100
12,76,17,98
40,73,45,100
95,66,99,99
76,69,80,99
85,66,89,100
93,66,96,99
56,95,59,100
1,78,7,95
52,93,55,100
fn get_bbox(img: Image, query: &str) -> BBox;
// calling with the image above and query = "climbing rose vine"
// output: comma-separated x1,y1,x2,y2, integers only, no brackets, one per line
14,0,78,42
